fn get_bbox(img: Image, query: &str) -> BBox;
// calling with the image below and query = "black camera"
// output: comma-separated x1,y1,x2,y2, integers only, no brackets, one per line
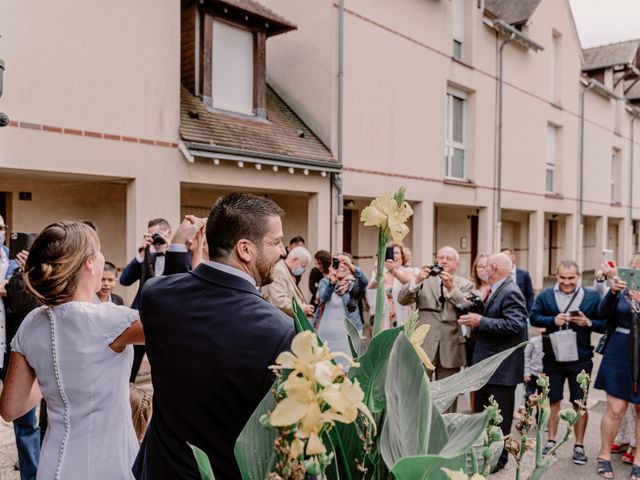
428,264,443,276
332,256,340,269
151,233,167,246
455,293,485,315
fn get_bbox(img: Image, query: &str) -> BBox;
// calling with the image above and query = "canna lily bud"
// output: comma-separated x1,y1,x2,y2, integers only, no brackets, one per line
559,408,577,423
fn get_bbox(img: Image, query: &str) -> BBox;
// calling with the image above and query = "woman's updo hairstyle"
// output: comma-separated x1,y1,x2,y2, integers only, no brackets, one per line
24,221,99,306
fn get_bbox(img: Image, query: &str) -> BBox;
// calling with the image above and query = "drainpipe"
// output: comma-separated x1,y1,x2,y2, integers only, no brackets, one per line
630,107,640,251
495,34,514,251
577,81,594,267
333,0,345,253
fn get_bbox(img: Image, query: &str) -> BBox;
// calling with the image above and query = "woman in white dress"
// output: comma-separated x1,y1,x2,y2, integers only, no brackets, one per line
0,221,144,479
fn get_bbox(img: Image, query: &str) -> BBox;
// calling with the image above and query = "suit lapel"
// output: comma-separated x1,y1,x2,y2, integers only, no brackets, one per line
485,276,513,312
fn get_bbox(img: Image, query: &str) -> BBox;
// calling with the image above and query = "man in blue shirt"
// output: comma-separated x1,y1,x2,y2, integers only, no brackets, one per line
530,260,605,465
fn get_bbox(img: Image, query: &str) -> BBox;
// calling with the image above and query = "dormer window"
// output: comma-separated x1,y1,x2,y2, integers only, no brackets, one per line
212,20,254,115
181,0,295,120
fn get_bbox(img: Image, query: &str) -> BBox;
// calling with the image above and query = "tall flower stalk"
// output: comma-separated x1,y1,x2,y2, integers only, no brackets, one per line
360,188,413,336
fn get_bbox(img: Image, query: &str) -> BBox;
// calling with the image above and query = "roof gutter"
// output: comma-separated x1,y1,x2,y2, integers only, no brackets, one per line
185,141,342,172
491,19,544,52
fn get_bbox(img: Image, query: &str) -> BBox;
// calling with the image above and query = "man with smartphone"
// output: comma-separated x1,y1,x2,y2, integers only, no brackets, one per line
530,260,606,465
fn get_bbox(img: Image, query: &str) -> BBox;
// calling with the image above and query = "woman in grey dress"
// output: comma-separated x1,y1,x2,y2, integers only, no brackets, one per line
0,221,144,479
314,254,368,364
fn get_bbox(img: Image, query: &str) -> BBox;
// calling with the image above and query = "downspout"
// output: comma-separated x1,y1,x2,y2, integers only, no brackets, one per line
630,108,639,249
495,34,514,251
333,0,345,253
577,81,594,268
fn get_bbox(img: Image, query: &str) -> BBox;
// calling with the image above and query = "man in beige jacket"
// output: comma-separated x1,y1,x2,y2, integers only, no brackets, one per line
263,246,315,317
398,246,474,382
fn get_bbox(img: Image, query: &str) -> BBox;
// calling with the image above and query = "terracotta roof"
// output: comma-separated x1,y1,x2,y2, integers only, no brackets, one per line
484,0,542,25
213,0,296,35
180,86,336,166
583,39,640,71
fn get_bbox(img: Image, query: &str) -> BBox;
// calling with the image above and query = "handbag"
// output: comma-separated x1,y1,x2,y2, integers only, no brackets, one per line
542,289,580,361
594,333,608,355
549,326,579,362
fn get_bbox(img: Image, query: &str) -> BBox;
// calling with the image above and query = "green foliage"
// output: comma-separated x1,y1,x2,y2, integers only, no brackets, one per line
190,444,215,480
430,342,529,413
233,387,278,480
347,326,403,413
380,334,492,480
292,298,315,333
344,317,367,359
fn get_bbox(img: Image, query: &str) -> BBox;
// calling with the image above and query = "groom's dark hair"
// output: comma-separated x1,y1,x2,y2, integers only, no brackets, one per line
206,192,285,260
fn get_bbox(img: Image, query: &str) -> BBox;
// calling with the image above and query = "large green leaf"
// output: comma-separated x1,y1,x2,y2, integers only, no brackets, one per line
348,326,402,413
189,444,215,480
292,298,315,333
344,317,367,359
430,341,528,413
380,334,445,467
391,455,464,480
234,387,277,480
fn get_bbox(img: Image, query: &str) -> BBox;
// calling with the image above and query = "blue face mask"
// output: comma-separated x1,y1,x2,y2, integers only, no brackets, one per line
292,266,306,276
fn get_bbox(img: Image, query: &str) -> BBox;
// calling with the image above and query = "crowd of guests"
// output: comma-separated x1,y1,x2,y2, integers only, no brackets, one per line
1,195,640,479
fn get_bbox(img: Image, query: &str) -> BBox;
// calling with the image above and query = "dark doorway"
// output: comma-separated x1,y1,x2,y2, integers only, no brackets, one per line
343,209,352,254
0,192,7,222
470,215,478,265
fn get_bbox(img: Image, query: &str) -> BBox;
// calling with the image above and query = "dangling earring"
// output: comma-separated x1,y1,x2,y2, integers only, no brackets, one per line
91,268,95,276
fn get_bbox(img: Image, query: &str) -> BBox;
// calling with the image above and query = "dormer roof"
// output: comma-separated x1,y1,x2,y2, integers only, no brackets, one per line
583,39,640,71
484,0,543,26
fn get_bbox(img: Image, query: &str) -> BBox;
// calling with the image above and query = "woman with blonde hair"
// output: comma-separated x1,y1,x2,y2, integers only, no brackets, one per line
0,221,144,479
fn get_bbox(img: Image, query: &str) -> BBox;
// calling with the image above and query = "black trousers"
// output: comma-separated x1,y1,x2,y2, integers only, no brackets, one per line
474,384,516,470
130,345,146,383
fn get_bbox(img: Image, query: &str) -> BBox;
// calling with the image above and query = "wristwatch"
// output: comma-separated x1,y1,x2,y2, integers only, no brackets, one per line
586,318,593,327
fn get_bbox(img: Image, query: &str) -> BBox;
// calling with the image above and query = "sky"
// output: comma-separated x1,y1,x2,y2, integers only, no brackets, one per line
568,0,640,48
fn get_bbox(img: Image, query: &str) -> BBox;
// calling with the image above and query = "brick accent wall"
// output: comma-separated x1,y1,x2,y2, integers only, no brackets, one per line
181,3,196,94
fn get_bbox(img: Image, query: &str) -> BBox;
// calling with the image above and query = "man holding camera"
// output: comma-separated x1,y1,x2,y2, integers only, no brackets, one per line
120,218,186,382
530,260,605,465
397,246,474,385
458,252,528,471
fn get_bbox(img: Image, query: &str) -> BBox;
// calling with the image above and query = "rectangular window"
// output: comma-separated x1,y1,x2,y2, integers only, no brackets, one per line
550,30,562,104
546,125,557,193
212,20,254,115
445,90,466,179
452,0,464,60
611,148,621,203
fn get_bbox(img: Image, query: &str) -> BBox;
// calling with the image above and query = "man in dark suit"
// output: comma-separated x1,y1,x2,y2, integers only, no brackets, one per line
132,193,295,480
501,248,535,313
458,252,528,471
120,218,191,382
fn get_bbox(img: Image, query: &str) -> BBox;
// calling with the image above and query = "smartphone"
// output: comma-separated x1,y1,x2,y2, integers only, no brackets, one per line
9,232,37,259
331,256,340,269
569,310,581,317
384,246,395,261
618,267,640,291
602,249,614,267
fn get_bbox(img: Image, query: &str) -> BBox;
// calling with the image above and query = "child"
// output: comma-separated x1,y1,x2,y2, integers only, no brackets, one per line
524,328,545,401
97,261,124,305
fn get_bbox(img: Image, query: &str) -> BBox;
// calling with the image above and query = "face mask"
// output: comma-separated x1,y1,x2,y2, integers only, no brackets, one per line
0,233,4,246
479,271,489,282
292,266,306,276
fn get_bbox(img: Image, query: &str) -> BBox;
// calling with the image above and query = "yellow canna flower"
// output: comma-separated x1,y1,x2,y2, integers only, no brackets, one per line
320,378,377,433
408,324,435,371
360,192,414,243
441,468,469,480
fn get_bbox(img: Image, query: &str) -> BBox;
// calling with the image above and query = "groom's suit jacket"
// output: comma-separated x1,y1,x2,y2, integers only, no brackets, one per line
132,263,295,480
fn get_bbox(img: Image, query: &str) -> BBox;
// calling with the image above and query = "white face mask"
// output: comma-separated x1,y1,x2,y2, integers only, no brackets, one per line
0,233,5,246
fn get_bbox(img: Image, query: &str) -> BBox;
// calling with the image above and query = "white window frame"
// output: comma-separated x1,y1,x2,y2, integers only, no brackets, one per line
611,148,621,203
452,0,465,60
545,125,557,193
445,88,467,180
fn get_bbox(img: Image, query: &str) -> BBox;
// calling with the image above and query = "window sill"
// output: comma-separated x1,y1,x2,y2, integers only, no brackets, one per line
545,192,563,199
452,57,474,70
610,201,622,207
444,178,477,188
550,101,563,110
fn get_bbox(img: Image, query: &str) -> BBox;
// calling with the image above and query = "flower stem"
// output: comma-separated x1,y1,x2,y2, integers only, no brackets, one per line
373,228,386,337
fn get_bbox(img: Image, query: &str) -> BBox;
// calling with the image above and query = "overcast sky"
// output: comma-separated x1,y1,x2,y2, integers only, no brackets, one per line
568,0,640,48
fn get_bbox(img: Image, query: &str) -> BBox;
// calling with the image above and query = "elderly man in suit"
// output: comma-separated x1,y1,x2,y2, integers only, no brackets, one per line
132,193,295,480
397,246,474,384
458,252,528,471
263,245,315,317
500,248,535,313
